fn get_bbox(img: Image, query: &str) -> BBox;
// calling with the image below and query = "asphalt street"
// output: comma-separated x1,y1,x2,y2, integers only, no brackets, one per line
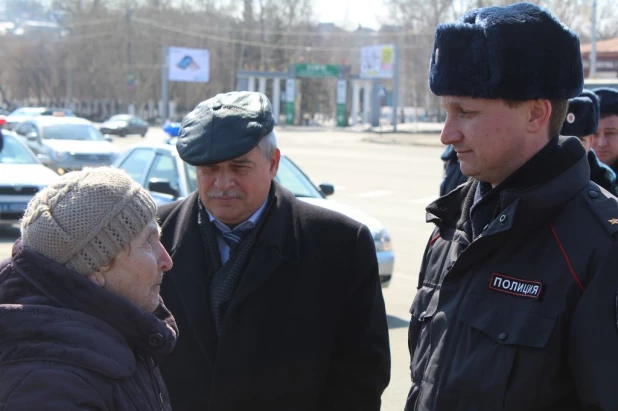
0,127,445,411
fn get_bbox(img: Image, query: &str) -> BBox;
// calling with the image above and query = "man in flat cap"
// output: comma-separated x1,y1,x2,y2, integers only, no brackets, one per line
406,3,618,410
156,91,390,411
592,87,618,174
561,89,618,195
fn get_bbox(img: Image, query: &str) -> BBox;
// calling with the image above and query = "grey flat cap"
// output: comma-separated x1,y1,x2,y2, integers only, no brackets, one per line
176,91,274,166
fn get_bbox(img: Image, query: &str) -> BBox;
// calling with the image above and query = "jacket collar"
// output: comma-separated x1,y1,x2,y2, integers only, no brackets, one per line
165,181,301,264
7,240,178,356
427,136,590,233
0,241,178,379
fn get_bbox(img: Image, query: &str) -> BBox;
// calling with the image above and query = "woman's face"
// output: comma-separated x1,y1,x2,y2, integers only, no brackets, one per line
92,220,173,312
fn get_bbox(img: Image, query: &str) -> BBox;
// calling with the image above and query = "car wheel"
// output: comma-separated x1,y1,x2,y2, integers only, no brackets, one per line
118,130,126,138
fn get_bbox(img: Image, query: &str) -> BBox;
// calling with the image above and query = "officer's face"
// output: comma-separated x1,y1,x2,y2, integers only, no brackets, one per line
440,96,545,187
196,146,280,227
592,115,618,166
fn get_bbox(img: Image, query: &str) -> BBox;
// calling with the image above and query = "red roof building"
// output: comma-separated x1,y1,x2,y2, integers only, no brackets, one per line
581,37,618,78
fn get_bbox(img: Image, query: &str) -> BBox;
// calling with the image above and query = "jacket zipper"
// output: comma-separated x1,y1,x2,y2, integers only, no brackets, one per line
137,349,165,411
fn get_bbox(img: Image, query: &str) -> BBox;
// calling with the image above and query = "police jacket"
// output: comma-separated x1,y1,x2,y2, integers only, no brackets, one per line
406,136,618,411
0,240,178,411
589,149,618,196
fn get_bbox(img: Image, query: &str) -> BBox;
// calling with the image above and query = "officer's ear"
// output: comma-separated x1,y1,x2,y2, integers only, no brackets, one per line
526,99,552,135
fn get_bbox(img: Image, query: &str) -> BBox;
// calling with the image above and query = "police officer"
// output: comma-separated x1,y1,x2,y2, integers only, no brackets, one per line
406,3,618,410
591,87,618,174
561,89,618,195
439,145,468,196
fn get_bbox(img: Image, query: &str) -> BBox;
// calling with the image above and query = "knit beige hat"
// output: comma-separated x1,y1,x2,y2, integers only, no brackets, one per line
21,167,157,276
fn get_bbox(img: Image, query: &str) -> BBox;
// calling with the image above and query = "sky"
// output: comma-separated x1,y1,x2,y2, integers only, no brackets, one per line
313,0,388,30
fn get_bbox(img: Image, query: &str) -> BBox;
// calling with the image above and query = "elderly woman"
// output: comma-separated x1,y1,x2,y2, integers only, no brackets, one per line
0,167,177,410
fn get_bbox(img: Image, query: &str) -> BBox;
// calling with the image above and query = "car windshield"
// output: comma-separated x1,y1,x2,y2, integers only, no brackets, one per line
0,135,38,164
42,123,106,141
108,115,132,122
9,107,45,117
276,156,323,198
182,155,322,198
185,162,197,193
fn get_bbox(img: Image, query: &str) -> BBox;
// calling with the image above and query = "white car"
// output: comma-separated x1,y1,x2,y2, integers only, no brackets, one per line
114,142,395,287
12,116,119,174
0,131,60,224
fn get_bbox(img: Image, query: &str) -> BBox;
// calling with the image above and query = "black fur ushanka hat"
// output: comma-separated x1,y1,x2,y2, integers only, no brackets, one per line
429,2,584,100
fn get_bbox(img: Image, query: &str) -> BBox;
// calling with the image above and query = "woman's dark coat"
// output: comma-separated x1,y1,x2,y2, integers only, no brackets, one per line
0,240,178,410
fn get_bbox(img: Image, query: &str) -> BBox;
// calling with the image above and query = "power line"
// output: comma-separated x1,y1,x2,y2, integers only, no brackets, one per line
131,17,429,51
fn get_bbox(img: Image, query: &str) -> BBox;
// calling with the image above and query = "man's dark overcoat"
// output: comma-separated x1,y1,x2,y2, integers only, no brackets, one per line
157,182,391,411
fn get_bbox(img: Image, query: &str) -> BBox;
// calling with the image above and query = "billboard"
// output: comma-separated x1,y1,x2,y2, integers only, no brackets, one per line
168,47,210,83
360,44,395,79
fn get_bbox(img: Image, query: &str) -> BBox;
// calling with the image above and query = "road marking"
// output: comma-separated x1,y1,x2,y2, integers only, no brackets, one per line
359,190,392,198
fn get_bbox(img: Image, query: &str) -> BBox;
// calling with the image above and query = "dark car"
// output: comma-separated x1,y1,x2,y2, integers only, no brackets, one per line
100,114,148,137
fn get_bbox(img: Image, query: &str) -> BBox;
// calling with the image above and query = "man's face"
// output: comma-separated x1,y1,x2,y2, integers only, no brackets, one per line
97,220,173,313
592,115,618,166
440,96,533,186
197,146,280,227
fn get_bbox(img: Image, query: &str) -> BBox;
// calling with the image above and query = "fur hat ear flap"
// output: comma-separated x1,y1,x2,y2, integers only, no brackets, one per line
429,24,489,98
594,88,618,116
561,89,600,137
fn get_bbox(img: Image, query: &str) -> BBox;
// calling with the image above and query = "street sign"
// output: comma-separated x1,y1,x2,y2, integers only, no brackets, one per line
295,64,339,78
168,47,210,83
126,73,136,91
360,44,395,79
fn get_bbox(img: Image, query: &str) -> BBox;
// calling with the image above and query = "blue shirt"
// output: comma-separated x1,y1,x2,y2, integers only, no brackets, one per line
206,199,268,264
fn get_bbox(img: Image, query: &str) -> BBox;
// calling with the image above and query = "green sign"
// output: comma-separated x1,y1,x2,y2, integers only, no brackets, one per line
285,102,295,125
337,104,347,127
295,64,339,78
336,80,347,127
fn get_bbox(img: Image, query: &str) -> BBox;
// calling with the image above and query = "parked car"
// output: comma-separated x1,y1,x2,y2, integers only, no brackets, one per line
113,142,395,287
13,116,119,174
100,114,149,137
0,131,60,224
4,107,75,130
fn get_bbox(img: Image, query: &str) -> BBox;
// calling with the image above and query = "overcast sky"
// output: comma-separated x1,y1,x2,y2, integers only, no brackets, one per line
313,0,388,30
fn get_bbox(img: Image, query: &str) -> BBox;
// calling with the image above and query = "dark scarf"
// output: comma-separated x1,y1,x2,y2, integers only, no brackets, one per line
197,186,275,335
461,137,580,239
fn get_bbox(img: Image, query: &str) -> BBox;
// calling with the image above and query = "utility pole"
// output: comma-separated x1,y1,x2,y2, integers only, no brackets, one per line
126,7,135,114
66,65,72,111
590,0,597,78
